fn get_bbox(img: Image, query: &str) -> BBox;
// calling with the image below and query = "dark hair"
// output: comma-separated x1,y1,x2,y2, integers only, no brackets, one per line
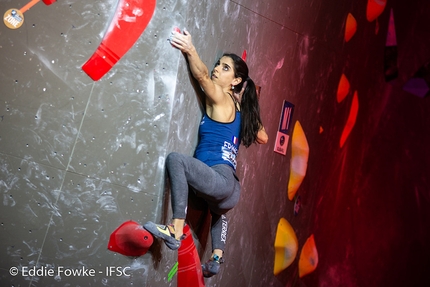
223,53,263,148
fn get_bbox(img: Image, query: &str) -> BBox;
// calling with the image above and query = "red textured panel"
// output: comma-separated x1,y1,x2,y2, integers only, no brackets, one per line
178,225,205,287
82,0,156,81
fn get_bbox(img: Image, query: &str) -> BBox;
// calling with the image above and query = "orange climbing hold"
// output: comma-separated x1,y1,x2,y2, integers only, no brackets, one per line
366,0,387,22
337,73,350,103
288,121,309,201
344,13,357,42
340,91,359,148
298,234,318,278
273,218,298,275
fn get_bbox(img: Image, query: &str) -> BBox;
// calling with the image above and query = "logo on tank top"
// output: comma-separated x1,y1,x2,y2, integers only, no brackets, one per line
222,141,238,169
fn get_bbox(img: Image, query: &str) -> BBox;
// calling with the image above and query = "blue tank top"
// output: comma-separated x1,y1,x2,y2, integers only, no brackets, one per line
194,111,241,170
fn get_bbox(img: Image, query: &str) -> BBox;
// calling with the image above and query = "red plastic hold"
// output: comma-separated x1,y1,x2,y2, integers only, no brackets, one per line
42,0,57,5
241,50,247,61
170,27,181,48
82,0,156,81
108,220,154,256
178,225,205,287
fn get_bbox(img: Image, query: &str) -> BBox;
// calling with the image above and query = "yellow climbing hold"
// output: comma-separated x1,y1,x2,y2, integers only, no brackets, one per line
288,121,309,201
274,218,298,275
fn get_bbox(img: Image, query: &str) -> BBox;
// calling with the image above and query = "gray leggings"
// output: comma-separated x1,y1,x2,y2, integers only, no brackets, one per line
166,152,241,251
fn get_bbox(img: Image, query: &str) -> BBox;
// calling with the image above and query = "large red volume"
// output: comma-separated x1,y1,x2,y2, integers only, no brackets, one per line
178,225,205,287
82,0,156,81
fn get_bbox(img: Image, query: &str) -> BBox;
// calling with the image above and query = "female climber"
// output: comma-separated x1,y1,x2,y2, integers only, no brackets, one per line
144,28,268,278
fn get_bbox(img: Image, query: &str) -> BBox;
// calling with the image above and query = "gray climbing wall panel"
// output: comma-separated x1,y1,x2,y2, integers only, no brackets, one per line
1,0,188,286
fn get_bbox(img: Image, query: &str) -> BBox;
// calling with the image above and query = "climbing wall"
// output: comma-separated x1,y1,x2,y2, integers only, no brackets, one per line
2,0,430,286
0,0,186,285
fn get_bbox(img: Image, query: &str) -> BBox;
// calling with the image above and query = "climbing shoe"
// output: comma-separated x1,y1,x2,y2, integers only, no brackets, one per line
202,254,224,278
143,221,181,250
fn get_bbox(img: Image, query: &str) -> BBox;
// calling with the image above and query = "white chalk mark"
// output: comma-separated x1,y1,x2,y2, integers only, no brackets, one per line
153,113,165,121
24,204,38,218
127,184,142,193
275,58,284,71
3,193,16,207
147,70,155,106
27,48,77,93
157,156,165,170
23,240,39,257
298,36,310,87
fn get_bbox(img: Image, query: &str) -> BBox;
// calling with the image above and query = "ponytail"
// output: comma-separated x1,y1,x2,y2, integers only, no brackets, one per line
240,77,262,147
222,53,263,147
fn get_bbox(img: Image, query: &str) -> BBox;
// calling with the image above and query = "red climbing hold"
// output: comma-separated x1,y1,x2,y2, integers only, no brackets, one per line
42,0,56,5
82,0,156,81
241,50,247,61
108,220,154,256
339,90,359,148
